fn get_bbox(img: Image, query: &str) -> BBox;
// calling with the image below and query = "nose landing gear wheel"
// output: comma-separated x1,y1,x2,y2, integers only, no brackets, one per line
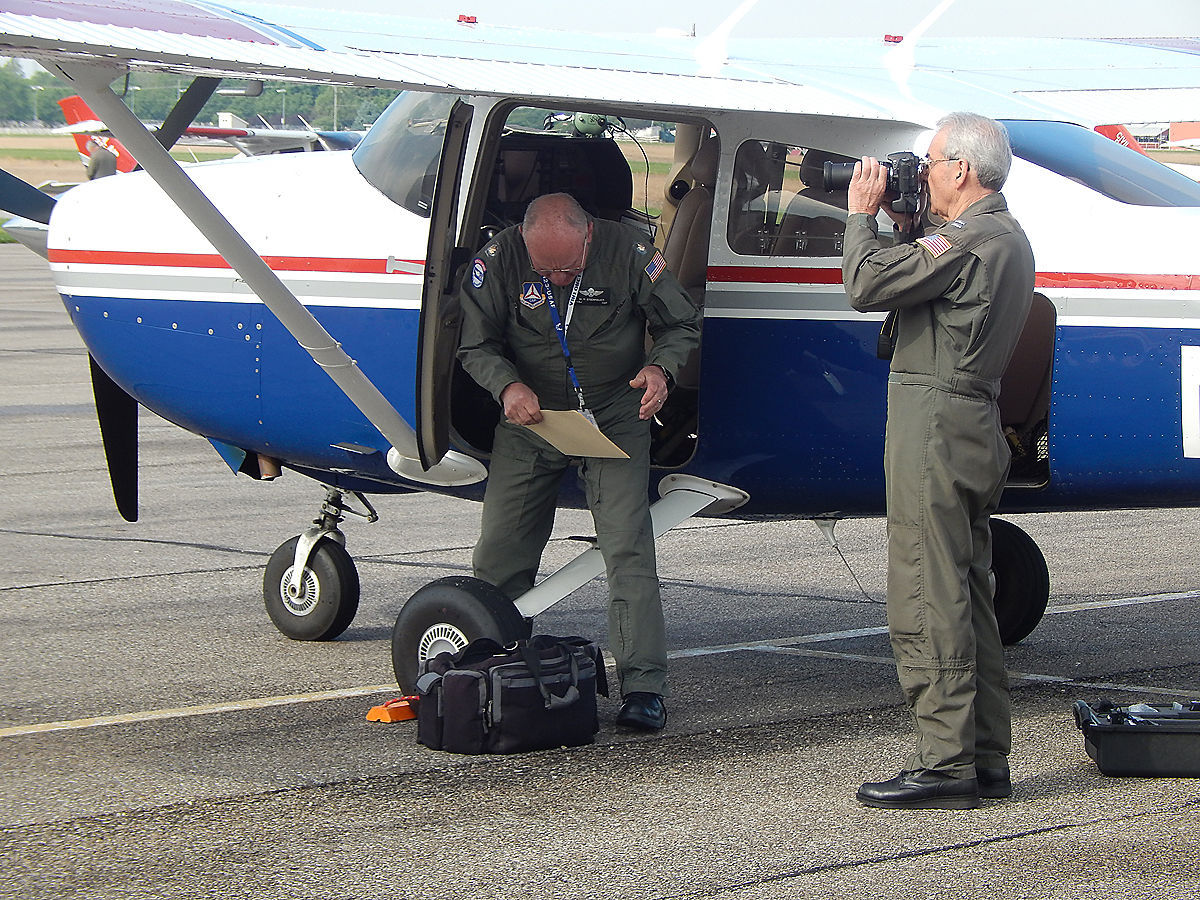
391,576,530,692
264,535,360,641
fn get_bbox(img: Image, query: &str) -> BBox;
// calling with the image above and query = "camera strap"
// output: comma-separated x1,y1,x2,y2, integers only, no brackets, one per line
877,310,898,361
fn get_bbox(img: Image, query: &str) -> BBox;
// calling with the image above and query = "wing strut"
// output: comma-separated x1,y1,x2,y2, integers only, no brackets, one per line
154,76,220,152
53,62,484,487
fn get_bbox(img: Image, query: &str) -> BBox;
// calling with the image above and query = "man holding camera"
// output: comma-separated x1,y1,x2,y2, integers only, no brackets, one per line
841,112,1036,809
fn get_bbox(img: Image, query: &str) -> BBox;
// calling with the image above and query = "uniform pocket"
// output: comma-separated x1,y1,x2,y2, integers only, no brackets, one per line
885,521,927,647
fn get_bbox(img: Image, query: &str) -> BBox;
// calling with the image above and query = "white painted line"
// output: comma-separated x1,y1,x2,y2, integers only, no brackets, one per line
1045,590,1200,614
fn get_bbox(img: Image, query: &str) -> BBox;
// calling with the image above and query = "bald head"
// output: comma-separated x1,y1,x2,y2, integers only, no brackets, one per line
523,192,590,236
521,193,593,286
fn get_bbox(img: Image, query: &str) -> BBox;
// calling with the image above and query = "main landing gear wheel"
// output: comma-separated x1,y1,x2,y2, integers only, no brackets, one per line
392,576,530,692
990,517,1050,646
263,535,360,641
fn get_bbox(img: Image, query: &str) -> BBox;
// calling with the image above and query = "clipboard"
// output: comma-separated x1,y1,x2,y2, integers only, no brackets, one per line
523,409,629,458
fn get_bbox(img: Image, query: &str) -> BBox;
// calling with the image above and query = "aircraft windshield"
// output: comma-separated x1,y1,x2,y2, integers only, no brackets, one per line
352,92,459,217
1002,119,1200,207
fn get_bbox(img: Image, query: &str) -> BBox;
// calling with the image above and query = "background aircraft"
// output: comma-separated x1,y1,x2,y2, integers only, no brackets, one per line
1,0,1199,689
58,94,364,169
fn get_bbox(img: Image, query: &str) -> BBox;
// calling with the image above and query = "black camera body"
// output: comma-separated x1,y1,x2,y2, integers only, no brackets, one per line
823,151,922,214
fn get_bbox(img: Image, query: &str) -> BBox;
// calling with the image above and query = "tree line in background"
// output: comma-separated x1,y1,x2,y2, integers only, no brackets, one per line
0,62,666,138
0,62,395,129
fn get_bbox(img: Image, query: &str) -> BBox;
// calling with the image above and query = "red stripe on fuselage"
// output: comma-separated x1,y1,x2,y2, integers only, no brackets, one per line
47,248,421,275
45,252,1199,290
706,266,1200,291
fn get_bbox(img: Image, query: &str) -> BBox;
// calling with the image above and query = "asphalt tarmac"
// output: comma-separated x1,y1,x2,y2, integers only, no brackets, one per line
1,243,1198,899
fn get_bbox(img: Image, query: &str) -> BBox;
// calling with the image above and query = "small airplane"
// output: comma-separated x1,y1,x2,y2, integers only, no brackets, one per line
2,0,1200,691
57,94,364,171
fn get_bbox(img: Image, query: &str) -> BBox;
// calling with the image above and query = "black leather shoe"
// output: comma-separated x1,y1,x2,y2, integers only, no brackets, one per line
976,766,1012,799
616,692,666,731
857,770,980,809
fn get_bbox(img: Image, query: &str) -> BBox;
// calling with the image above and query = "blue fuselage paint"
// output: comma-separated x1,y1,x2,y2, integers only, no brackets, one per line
64,290,1200,517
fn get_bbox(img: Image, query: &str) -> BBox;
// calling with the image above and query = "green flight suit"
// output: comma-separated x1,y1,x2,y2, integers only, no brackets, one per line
457,218,701,696
842,193,1035,777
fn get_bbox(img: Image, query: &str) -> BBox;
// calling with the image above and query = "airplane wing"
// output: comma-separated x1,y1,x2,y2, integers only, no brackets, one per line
0,1,1197,127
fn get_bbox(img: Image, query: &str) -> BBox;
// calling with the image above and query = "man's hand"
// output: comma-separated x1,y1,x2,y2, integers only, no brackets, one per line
500,382,543,425
630,365,669,421
847,156,889,216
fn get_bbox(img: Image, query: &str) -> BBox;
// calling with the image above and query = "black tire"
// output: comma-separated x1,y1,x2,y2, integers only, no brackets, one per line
263,535,360,641
392,576,530,692
990,518,1049,645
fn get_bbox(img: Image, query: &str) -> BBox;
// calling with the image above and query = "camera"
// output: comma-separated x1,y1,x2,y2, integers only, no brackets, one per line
822,151,922,214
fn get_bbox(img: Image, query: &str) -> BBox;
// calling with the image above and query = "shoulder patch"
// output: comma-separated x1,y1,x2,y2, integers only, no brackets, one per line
471,258,487,288
635,242,649,255
485,242,500,256
645,249,667,282
915,234,954,258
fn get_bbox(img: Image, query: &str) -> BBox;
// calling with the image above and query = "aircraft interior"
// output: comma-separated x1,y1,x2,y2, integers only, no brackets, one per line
449,106,713,469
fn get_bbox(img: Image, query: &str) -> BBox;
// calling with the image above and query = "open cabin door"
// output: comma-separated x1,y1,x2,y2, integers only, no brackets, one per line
416,100,474,470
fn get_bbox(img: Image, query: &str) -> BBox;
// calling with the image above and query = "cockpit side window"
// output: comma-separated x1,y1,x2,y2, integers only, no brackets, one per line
352,91,460,217
1002,119,1200,207
727,140,861,257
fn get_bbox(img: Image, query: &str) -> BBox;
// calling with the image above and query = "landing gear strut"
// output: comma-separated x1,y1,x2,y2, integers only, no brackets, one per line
263,486,376,641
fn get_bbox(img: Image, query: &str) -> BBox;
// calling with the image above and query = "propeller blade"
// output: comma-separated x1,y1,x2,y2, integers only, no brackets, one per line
0,169,55,224
88,354,138,522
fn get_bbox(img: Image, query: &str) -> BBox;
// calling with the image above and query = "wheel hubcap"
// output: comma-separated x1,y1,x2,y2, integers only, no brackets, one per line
278,566,318,616
418,623,469,661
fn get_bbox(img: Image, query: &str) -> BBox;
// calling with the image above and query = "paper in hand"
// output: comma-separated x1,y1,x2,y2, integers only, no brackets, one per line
522,410,629,458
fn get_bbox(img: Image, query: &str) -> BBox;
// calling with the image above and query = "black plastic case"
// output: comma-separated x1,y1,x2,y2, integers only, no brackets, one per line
1074,699,1200,777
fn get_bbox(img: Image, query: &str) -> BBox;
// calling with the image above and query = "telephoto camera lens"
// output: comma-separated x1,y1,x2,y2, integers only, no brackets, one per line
822,160,858,192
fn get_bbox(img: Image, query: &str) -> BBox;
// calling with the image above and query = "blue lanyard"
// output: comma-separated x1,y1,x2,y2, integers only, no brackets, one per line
541,274,589,414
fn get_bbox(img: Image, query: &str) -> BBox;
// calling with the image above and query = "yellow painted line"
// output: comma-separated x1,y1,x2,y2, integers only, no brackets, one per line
0,683,399,739
2,589,1194,741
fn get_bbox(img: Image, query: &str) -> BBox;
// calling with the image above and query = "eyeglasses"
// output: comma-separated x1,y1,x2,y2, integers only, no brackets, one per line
921,155,961,174
526,233,591,278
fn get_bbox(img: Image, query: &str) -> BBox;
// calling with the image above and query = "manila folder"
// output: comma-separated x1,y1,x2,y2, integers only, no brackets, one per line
523,409,629,458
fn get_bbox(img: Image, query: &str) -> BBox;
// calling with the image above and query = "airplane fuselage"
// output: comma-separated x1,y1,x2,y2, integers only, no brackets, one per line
46,93,1200,518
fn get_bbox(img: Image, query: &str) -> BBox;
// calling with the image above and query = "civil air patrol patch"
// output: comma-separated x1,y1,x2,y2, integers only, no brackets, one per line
471,258,487,288
520,282,546,309
915,234,954,258
645,249,667,282
576,286,608,305
635,242,649,255
485,243,500,256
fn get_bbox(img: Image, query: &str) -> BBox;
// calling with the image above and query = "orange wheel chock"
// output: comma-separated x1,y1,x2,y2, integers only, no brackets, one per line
367,696,419,722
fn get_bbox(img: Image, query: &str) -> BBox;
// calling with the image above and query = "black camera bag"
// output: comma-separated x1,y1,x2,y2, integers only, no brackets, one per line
415,634,608,754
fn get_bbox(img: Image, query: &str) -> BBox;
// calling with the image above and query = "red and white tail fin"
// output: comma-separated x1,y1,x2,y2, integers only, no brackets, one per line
1094,124,1149,156
57,95,139,173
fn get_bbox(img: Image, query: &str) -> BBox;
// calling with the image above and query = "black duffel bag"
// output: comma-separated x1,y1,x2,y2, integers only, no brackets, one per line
415,634,608,754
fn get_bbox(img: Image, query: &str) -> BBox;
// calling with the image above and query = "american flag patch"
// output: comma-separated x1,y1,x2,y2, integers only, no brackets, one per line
645,249,667,282
915,234,954,258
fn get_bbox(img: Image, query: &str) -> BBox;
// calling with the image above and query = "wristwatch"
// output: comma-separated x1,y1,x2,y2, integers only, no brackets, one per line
653,364,674,391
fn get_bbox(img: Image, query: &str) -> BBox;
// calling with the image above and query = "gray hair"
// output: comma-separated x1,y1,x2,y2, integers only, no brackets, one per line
936,112,1012,191
523,193,590,234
